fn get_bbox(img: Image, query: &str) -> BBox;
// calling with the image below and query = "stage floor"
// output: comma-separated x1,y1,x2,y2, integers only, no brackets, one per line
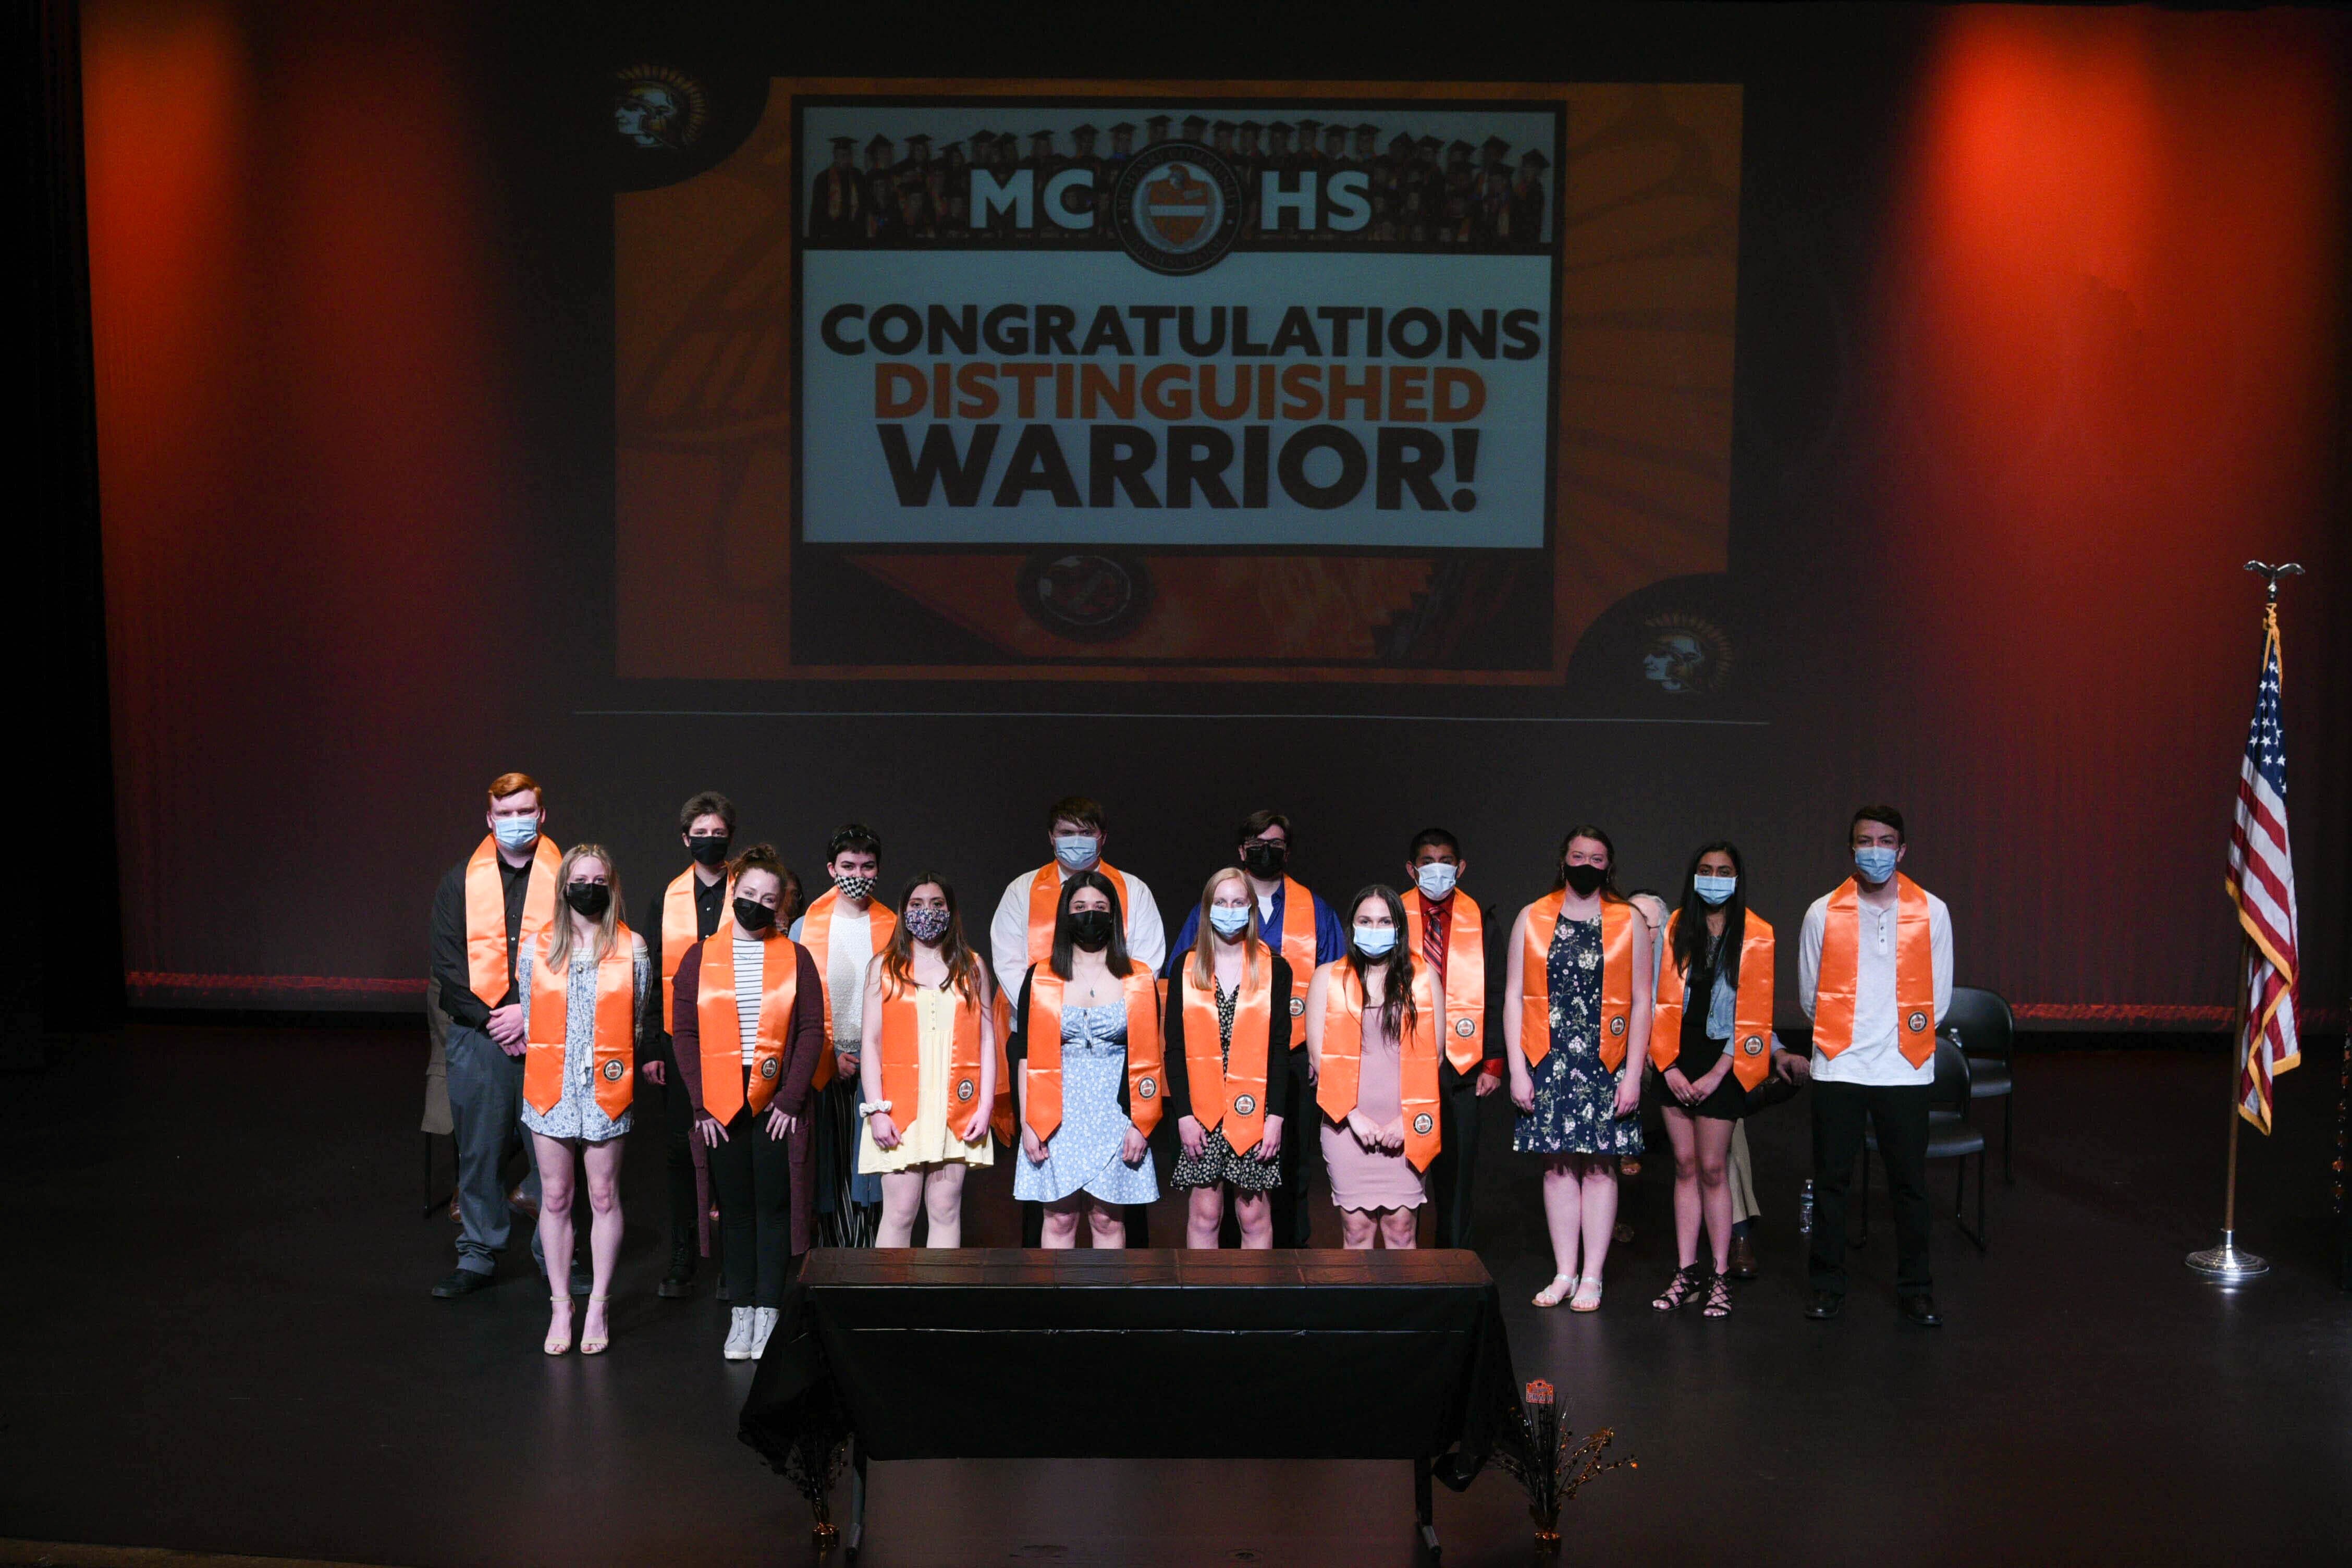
2,1024,2346,1566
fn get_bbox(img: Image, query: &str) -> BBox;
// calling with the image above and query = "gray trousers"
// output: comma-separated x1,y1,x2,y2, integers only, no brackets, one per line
446,1021,543,1275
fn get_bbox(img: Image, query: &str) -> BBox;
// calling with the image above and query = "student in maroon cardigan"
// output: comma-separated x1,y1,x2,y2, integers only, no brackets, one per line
670,845,826,1362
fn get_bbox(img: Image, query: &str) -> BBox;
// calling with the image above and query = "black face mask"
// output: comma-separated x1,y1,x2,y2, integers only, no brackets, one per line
566,883,612,919
1561,863,1605,897
1241,842,1288,878
732,897,776,932
688,834,732,868
1069,910,1115,951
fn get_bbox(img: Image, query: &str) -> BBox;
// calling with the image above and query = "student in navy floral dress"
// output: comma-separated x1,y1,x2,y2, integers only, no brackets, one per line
1505,826,1652,1313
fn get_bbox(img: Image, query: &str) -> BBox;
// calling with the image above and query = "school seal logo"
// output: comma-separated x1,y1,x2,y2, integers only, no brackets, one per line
1138,1076,1159,1099
1454,1018,1477,1038
1609,1016,1627,1037
956,1079,976,1101
1111,143,1244,275
1233,1093,1256,1116
1289,997,1306,1018
1412,1113,1434,1136
1906,1010,1929,1034
759,1057,780,1079
1741,1034,1765,1056
602,1059,626,1081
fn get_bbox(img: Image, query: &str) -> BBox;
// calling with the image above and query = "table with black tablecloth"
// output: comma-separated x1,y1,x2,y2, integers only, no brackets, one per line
741,1247,1529,1555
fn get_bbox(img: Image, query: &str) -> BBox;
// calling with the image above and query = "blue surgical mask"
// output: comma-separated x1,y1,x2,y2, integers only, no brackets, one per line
1854,846,1898,884
1694,874,1737,906
1208,906,1251,939
1414,863,1459,900
1353,924,1397,957
492,815,540,852
1053,834,1100,870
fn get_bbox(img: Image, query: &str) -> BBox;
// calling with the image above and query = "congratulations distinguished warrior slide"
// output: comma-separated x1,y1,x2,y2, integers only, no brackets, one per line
617,82,1743,682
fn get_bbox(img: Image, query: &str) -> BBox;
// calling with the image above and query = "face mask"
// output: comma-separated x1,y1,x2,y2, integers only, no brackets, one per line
565,883,611,920
732,897,776,932
1562,863,1604,897
832,872,876,902
492,815,540,852
1241,842,1288,878
1208,906,1251,939
688,834,731,868
904,906,951,943
1854,846,1898,884
1414,863,1459,900
1694,874,1737,906
1070,910,1115,951
1053,834,1100,870
1353,924,1398,957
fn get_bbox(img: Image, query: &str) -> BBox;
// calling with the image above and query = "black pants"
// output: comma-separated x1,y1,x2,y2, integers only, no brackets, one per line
1809,1080,1933,1298
1427,1060,1489,1250
656,1040,699,1265
708,1094,792,1308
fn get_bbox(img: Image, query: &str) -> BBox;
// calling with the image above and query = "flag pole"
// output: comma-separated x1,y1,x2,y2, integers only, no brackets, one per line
2187,936,2267,1279
2187,560,2299,1282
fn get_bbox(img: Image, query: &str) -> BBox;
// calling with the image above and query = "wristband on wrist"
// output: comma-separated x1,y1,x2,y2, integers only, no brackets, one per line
859,1100,892,1118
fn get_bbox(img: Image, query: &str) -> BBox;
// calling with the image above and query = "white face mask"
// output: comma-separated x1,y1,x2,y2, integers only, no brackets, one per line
1353,923,1398,957
1414,863,1459,900
1053,834,1100,871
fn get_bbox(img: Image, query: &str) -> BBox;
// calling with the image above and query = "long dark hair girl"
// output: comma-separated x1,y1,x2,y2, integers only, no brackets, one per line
877,872,984,1005
1669,840,1748,988
1342,884,1418,1042
1550,823,1627,902
1049,869,1134,979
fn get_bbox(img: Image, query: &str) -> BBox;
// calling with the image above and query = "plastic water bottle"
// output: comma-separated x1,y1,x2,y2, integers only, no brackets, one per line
1798,1178,1816,1238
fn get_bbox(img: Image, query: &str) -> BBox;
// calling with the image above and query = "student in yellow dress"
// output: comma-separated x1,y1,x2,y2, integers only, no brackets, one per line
856,875,997,1247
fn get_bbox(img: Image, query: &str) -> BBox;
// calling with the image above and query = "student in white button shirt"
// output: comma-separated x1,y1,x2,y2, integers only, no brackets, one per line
792,825,891,1248
989,795,1166,1245
1797,805,1953,1327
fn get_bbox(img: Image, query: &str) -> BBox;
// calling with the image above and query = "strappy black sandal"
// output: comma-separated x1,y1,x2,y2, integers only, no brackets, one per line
1651,1264,1702,1312
1702,1270,1734,1318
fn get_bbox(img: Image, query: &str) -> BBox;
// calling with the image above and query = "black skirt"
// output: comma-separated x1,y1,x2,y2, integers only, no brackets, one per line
1669,965,1748,1122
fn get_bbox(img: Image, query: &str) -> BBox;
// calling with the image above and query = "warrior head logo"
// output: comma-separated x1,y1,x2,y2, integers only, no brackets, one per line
611,65,709,152
1639,612,1734,696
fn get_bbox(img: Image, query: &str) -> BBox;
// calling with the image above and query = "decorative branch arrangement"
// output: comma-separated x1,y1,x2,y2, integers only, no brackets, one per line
1495,1378,1636,1553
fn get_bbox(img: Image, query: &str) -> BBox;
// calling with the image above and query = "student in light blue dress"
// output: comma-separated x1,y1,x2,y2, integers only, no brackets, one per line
1010,871,1162,1247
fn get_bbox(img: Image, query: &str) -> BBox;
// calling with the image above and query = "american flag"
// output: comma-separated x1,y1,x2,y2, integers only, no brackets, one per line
2224,602,2300,1133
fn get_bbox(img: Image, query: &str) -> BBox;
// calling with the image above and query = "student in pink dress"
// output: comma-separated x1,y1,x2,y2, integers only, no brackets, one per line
1305,886,1446,1250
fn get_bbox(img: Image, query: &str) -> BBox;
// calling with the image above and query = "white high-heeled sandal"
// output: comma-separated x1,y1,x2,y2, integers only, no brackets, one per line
543,1296,573,1356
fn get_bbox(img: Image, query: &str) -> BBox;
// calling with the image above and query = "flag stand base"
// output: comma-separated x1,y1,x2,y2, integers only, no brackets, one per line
2186,1230,2270,1281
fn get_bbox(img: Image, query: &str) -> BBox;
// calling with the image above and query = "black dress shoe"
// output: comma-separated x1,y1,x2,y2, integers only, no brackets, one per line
1803,1290,1844,1320
431,1268,494,1298
658,1251,696,1299
1900,1294,1943,1327
715,1278,733,1303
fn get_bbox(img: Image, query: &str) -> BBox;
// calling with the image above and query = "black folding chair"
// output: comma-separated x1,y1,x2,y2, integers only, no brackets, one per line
1856,1035,1988,1251
1945,986,2016,1182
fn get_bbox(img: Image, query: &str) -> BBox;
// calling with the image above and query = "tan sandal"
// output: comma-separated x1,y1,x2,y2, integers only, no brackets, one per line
542,1296,573,1356
579,1295,611,1356
1533,1273,1578,1308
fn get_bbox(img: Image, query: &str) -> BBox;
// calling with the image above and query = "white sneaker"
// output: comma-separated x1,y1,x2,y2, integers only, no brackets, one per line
751,1306,779,1359
722,1306,755,1362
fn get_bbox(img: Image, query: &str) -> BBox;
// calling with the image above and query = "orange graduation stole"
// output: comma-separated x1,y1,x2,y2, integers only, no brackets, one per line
1024,862,1137,962
1268,877,1318,979
1404,886,1486,1073
463,834,561,1007
799,887,896,1091
1180,948,1274,1154
1651,910,1777,1089
1814,875,1937,1067
875,975,987,1135
1316,961,1442,1171
694,920,800,1124
1023,965,1166,1142
523,924,635,1118
658,866,713,992
1518,892,1636,1071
